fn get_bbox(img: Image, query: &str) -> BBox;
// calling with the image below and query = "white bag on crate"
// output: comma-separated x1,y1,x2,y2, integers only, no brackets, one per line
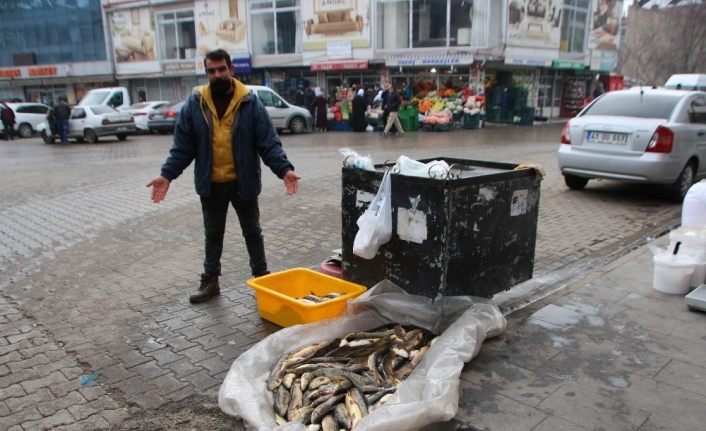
353,170,392,259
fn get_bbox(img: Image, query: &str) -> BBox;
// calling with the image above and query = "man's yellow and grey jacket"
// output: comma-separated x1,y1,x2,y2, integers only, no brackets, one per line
160,78,294,200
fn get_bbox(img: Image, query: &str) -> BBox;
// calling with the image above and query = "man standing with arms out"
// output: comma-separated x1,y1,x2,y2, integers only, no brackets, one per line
381,82,404,137
53,97,71,144
147,49,300,304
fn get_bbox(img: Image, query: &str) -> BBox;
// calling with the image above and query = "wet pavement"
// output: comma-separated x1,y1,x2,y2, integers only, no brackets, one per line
1,124,698,430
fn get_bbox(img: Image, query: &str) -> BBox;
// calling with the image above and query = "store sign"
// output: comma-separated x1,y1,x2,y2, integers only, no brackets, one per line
0,64,71,79
302,0,371,51
327,41,352,59
385,54,473,67
232,56,252,74
590,50,618,72
505,57,552,67
310,60,368,71
162,62,196,76
506,0,562,49
552,60,585,70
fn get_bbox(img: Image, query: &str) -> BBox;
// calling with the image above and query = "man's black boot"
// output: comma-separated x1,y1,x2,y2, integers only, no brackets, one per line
189,273,220,304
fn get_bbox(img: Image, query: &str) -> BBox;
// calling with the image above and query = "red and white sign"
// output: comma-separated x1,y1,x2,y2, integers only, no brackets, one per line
0,64,71,79
310,60,367,72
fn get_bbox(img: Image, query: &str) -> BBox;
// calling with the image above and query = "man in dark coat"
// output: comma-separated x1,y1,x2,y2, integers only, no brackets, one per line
52,97,71,144
147,49,300,304
1,102,16,141
351,89,368,132
382,83,404,137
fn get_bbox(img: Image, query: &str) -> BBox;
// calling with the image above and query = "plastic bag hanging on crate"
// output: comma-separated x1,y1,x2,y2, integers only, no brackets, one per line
353,169,392,259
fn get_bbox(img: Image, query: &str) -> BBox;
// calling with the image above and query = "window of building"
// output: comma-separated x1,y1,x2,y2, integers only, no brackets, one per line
560,0,589,53
157,10,196,60
377,0,490,50
250,0,300,55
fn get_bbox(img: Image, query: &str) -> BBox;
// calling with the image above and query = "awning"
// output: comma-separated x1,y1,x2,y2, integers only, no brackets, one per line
385,54,473,67
310,60,368,72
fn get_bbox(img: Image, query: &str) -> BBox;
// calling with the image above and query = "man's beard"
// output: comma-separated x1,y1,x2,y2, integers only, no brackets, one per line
210,78,231,96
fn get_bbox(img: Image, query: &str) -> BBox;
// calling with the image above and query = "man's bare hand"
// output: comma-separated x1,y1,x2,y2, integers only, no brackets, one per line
283,171,301,195
147,176,170,203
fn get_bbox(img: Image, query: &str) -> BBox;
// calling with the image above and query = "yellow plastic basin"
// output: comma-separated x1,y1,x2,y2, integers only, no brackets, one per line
247,268,367,327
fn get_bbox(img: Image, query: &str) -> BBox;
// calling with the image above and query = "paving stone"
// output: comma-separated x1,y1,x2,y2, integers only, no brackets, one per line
116,349,151,368
48,379,82,398
20,408,75,430
163,335,196,352
113,375,158,398
196,355,231,377
164,358,201,379
68,401,100,421
181,369,221,392
130,360,169,380
532,415,591,430
0,351,21,366
2,405,42,428
0,368,40,390
97,363,135,384
180,346,215,363
36,390,86,416
100,408,130,425
30,356,77,375
133,390,168,409
5,388,54,414
149,372,189,392
54,413,111,431
78,385,107,402
20,370,68,394
87,395,121,411
0,383,26,401
146,347,181,366
0,364,9,377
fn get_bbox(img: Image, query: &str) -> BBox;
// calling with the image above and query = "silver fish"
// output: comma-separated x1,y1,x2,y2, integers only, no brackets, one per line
321,414,339,431
334,402,352,429
287,382,304,421
345,387,368,428
310,394,345,424
274,383,291,418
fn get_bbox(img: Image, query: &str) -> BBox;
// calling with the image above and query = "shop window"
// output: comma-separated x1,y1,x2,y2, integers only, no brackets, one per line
251,0,300,55
157,10,196,60
377,0,490,49
560,0,589,53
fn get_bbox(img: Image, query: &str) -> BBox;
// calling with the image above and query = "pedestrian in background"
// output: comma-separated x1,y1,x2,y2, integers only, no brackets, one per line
351,88,367,132
146,49,300,304
1,102,16,141
382,83,404,137
593,80,605,98
52,97,71,144
311,87,327,132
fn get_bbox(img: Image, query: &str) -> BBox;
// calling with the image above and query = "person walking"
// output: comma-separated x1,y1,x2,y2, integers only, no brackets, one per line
146,49,301,304
53,97,71,144
381,83,404,137
1,102,16,141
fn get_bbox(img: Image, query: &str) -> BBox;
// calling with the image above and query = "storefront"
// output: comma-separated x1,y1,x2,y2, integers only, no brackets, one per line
384,53,476,98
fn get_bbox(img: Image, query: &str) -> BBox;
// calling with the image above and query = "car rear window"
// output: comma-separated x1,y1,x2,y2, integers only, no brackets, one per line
582,93,682,119
129,102,150,109
91,105,117,115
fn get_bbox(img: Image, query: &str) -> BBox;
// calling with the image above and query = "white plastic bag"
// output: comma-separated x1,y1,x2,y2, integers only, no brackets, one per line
340,147,375,171
682,179,706,229
394,155,451,179
353,170,392,259
218,281,507,431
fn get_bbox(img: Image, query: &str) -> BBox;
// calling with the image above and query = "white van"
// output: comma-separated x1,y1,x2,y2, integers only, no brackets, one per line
78,87,131,110
665,74,706,91
191,84,313,134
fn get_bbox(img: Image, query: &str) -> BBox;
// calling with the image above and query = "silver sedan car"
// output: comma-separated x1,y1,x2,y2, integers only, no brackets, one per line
558,88,706,201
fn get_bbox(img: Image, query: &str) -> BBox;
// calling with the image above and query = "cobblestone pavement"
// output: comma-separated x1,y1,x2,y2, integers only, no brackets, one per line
0,125,682,430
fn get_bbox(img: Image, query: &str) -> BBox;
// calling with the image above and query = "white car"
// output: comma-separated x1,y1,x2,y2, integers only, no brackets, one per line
0,102,51,138
122,101,170,132
38,105,136,144
558,88,706,201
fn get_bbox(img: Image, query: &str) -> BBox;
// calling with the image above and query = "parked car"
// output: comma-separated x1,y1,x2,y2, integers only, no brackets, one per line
190,84,313,134
147,101,185,134
38,105,136,144
123,101,170,132
0,102,51,138
665,74,706,91
247,85,313,134
558,88,706,202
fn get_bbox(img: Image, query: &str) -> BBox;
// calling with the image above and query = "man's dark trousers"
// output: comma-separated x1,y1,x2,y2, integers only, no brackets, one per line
201,181,267,277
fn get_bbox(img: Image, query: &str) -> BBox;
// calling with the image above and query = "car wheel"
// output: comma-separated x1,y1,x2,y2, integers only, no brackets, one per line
18,123,33,138
564,174,589,190
84,129,98,144
669,161,695,203
289,116,306,134
41,129,54,145
116,133,128,141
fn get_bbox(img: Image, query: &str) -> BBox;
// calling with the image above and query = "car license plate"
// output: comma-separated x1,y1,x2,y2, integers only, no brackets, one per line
586,131,627,145
117,127,128,132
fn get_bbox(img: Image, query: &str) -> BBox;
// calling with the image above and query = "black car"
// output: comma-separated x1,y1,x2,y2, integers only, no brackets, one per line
147,101,184,134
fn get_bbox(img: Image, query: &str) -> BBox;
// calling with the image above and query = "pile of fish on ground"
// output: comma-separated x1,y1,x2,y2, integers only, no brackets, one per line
267,323,436,430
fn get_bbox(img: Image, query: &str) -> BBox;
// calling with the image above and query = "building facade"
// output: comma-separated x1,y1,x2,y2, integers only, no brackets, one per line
0,0,627,119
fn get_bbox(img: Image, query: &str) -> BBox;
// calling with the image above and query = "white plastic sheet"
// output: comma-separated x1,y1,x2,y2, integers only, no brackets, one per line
353,170,393,259
218,281,507,431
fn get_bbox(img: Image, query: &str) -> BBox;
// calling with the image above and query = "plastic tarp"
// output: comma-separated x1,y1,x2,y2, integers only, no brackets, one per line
218,281,507,431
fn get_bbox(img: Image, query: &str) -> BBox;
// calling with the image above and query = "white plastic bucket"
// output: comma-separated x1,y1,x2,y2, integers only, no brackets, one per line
653,253,698,295
668,228,706,287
